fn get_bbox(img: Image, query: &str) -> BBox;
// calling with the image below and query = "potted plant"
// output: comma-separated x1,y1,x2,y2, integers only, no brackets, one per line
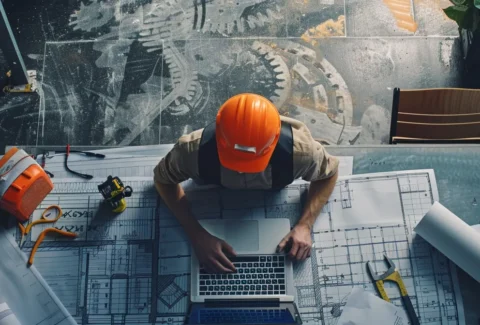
444,0,480,87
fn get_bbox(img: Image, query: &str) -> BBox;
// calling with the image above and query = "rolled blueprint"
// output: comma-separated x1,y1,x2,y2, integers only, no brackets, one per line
415,202,480,283
0,303,21,325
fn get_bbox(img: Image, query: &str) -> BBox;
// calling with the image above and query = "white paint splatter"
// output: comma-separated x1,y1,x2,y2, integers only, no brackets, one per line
69,1,115,32
357,105,391,144
27,54,43,60
440,40,454,68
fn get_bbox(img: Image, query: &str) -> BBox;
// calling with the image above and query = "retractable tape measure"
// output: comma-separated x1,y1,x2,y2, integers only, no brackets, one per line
0,147,53,222
98,176,133,213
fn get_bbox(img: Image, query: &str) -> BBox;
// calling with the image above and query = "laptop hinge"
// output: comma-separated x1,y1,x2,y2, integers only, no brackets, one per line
204,298,280,304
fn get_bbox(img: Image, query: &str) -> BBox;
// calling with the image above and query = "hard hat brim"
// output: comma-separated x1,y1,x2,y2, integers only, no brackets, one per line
218,146,276,174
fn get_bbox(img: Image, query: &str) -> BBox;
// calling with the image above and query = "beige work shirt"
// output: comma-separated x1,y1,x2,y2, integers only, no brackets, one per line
154,116,339,189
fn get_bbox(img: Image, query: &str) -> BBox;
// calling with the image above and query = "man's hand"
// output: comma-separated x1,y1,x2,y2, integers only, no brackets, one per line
155,183,237,273
277,224,312,261
192,230,237,273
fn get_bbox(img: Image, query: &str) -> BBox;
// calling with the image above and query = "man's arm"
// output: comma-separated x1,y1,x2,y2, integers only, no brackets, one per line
277,172,338,260
155,182,236,273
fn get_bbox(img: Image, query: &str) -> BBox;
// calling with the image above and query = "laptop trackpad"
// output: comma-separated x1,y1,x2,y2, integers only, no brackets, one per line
207,220,259,252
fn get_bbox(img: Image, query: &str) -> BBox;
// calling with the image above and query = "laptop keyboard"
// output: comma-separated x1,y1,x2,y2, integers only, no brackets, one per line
199,255,286,296
199,308,292,324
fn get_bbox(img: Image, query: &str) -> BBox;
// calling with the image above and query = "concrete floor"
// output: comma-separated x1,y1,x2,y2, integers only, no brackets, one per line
0,0,463,150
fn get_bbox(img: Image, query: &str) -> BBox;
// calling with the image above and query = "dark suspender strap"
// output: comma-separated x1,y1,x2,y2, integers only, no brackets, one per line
270,121,294,189
198,123,221,185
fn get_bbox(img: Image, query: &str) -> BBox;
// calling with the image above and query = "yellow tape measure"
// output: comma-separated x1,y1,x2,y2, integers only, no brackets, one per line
97,176,133,213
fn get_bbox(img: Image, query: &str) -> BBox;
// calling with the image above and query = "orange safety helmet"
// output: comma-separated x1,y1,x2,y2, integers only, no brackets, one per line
216,93,281,173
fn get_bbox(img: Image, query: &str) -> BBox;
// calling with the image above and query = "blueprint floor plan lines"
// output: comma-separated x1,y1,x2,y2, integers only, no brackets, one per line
310,170,464,325
15,177,161,325
339,180,353,209
13,168,465,324
156,169,465,325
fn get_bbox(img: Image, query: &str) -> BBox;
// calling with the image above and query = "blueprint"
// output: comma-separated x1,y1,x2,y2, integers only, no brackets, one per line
0,227,76,325
15,177,157,325
12,163,465,324
156,169,465,325
309,170,464,325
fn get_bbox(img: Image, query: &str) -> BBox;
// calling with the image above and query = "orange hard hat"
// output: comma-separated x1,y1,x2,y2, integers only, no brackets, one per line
216,93,281,173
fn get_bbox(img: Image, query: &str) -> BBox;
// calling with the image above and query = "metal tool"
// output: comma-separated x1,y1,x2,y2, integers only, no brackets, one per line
18,205,77,265
40,146,105,179
64,144,105,179
367,255,420,325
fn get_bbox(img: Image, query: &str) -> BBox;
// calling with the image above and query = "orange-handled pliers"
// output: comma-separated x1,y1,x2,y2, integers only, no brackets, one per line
18,205,77,265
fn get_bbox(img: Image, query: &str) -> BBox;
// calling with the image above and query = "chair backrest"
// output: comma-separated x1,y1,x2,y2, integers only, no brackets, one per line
390,88,480,144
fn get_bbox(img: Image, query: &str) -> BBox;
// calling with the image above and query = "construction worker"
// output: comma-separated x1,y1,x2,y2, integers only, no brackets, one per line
154,93,339,273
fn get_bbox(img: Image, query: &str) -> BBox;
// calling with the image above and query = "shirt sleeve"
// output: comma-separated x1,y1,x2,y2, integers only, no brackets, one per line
300,141,339,182
153,141,198,185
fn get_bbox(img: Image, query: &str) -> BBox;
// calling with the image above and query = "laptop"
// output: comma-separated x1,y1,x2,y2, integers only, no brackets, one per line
186,218,302,324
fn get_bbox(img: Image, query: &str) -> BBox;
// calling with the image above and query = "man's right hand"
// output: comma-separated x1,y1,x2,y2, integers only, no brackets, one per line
191,230,237,273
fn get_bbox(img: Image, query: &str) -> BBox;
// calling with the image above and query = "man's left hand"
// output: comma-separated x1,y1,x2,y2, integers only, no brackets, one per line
277,224,312,261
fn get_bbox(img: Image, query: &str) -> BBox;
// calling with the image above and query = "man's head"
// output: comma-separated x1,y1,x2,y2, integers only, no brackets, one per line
216,93,281,173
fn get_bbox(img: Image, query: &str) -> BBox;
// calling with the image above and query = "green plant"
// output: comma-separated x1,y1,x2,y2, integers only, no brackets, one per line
444,0,480,31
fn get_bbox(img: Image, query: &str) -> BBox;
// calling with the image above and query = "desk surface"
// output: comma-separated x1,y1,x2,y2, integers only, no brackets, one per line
9,144,480,324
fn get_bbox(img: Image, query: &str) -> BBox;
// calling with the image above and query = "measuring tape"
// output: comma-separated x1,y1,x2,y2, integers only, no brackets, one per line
98,176,133,213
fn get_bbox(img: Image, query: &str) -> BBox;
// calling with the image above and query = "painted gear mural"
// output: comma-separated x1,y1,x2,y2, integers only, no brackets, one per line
67,0,357,146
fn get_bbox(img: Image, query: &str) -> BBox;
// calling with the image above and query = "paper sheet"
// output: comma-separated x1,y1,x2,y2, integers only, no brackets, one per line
0,303,20,325
0,227,77,325
415,202,480,283
338,155,353,176
337,288,408,325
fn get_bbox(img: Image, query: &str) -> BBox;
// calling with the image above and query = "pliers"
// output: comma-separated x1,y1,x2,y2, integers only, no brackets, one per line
367,255,420,325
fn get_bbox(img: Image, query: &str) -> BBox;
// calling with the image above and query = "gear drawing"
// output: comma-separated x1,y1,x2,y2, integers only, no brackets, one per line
250,41,291,110
68,0,357,146
69,1,116,32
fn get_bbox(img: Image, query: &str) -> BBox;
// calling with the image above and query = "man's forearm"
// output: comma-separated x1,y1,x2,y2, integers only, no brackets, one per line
297,172,338,230
155,182,205,238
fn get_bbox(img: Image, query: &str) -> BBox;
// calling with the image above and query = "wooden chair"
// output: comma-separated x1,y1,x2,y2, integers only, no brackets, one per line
389,88,480,144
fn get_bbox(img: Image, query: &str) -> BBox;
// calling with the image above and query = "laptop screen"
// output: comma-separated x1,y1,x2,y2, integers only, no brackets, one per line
185,301,300,324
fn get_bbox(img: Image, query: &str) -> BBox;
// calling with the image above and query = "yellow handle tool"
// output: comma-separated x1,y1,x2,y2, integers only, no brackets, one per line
367,255,419,325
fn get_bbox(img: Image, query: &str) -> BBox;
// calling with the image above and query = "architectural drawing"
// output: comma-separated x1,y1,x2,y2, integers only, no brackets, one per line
156,169,465,325
14,167,465,325
18,178,159,325
0,227,77,325
309,170,463,325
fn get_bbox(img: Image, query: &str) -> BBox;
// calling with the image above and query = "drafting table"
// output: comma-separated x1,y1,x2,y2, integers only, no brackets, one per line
5,144,480,324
